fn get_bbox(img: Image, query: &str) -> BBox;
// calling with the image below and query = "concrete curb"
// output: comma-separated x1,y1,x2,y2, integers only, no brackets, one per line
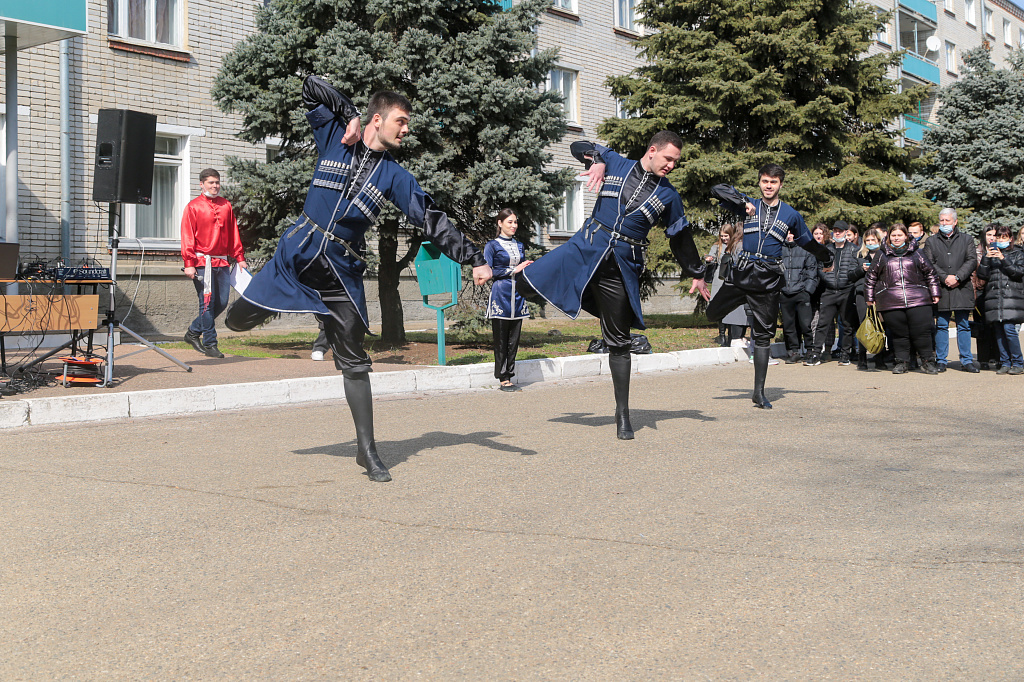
0,346,747,430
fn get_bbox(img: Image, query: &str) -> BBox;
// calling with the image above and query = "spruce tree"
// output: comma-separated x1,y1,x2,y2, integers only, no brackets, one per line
600,0,935,231
914,46,1024,232
212,0,570,343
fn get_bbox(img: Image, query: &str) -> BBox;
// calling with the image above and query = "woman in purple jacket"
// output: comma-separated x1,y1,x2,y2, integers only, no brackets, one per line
865,223,942,375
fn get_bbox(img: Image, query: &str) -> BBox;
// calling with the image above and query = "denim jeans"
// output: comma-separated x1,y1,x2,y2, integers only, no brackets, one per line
188,266,232,347
934,309,973,366
994,322,1024,368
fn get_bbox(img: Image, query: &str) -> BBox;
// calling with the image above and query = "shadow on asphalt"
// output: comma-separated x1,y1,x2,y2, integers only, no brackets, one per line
292,430,539,467
549,409,716,434
712,387,828,404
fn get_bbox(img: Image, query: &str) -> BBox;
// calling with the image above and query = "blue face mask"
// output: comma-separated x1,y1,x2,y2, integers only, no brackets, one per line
866,243,880,251
939,224,954,235
996,241,1011,249
833,234,846,244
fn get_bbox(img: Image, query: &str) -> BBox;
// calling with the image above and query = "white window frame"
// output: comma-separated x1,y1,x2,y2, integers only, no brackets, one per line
124,128,192,248
548,67,580,125
943,0,954,13
965,0,976,26
615,0,638,32
107,0,184,48
551,0,575,12
616,98,638,119
1019,27,1024,47
877,16,891,45
550,182,584,235
984,7,994,35
1004,18,1013,45
945,41,957,73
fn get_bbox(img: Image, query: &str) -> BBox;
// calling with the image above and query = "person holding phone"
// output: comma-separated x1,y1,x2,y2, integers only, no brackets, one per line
976,225,1024,375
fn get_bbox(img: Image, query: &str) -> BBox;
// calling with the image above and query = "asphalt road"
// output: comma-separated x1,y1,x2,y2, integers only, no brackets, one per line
1,361,1021,679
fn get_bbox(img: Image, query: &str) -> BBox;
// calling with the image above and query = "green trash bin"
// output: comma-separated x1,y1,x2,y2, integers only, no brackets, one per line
414,242,462,365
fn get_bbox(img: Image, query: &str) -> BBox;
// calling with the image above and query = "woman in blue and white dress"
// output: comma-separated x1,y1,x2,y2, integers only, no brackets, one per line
484,209,533,391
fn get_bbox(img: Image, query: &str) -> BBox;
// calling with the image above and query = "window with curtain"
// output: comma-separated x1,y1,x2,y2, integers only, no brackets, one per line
108,0,182,46
965,0,976,25
133,135,184,241
551,182,584,234
616,0,637,31
549,68,579,124
945,41,957,73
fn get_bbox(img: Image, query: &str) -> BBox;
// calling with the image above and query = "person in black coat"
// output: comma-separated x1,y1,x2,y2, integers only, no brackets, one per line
923,208,978,372
779,231,819,363
806,221,860,366
976,225,1024,374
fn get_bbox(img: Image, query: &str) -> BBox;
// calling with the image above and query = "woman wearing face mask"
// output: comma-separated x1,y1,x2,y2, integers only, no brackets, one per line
865,223,941,374
484,209,533,391
975,225,1024,375
855,225,887,369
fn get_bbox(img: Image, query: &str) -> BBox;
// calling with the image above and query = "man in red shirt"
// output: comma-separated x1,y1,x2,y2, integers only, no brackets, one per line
181,168,247,358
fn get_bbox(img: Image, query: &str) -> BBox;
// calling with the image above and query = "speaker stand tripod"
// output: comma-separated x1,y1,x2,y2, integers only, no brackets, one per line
100,203,191,387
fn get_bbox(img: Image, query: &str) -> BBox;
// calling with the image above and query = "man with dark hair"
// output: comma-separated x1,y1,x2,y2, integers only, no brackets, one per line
805,220,861,367
181,168,247,358
225,76,492,483
707,164,833,409
518,132,708,440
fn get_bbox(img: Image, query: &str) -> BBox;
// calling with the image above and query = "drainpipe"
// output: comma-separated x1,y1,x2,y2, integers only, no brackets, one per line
60,39,71,262
5,34,17,246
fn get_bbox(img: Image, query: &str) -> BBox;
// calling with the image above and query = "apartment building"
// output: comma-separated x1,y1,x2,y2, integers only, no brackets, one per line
869,0,1024,146
1,0,269,335
531,0,644,247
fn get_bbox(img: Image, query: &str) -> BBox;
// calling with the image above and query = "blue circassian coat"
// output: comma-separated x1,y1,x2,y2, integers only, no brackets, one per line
485,236,530,320
521,143,704,329
239,78,485,331
710,185,822,260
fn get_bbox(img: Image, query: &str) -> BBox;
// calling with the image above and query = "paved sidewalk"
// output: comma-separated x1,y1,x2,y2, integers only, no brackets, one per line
2,360,1020,678
0,340,744,428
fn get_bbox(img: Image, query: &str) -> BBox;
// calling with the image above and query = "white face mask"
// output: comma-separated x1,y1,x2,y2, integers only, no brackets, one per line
833,234,846,244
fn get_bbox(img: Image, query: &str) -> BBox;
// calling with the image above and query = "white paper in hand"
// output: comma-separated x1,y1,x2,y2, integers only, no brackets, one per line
230,263,253,294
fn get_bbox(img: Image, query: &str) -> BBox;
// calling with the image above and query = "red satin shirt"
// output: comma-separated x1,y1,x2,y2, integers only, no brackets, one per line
180,194,245,269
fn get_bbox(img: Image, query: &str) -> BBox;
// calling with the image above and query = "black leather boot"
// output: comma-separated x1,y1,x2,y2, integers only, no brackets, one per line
752,346,773,409
608,352,634,439
343,371,392,482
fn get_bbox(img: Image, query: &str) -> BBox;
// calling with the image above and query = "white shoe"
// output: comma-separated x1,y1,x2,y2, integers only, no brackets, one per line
311,350,325,361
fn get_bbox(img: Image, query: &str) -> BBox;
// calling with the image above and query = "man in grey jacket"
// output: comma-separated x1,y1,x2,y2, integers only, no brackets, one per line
923,208,979,372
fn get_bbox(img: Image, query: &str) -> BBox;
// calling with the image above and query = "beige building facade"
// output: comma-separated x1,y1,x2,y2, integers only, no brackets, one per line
2,0,271,336
868,0,1024,146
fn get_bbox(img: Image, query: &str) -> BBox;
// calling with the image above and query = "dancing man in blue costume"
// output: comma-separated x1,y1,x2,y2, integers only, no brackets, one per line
225,76,492,483
707,165,833,409
518,131,710,440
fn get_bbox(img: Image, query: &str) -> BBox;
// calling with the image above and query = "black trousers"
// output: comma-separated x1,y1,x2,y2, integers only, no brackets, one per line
706,282,779,348
880,305,935,362
491,318,523,381
779,290,813,352
814,289,858,355
226,255,372,372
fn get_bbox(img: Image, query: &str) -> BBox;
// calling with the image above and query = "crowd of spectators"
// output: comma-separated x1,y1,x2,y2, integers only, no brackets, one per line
704,209,1024,375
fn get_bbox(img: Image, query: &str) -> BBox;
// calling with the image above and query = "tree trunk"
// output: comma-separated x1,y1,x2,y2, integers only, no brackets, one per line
377,218,406,345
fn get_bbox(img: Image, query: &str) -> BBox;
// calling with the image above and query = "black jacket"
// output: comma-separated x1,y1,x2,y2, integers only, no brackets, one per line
976,247,1024,324
781,240,819,295
923,228,977,311
818,243,861,292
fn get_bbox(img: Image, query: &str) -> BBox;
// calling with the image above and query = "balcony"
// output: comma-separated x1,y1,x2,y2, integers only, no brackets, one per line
902,53,940,84
903,114,931,142
899,0,938,22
